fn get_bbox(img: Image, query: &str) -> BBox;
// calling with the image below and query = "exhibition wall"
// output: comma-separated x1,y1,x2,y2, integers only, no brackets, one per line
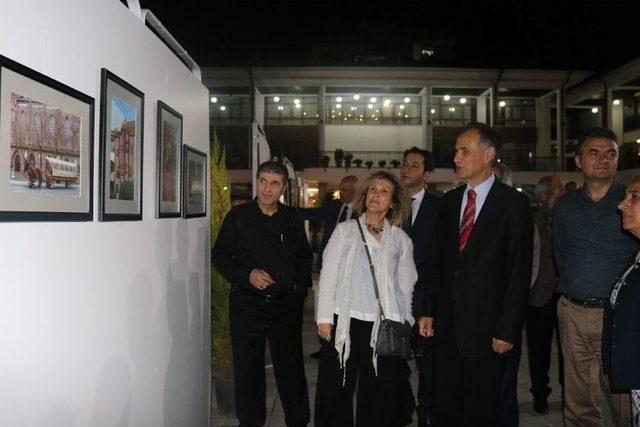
0,0,211,425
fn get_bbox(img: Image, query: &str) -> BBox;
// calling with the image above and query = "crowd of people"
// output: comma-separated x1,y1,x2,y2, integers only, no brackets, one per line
211,123,640,427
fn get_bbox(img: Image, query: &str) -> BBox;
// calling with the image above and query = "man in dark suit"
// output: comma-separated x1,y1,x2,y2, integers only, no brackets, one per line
399,147,441,427
299,175,358,358
418,123,533,427
300,175,358,271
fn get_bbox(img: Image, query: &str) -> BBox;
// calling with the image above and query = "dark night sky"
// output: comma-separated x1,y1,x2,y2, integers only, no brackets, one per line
137,0,640,73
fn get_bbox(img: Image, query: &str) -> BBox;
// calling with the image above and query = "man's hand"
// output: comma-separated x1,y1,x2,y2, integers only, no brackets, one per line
418,317,435,337
317,323,333,341
249,268,274,290
492,338,513,354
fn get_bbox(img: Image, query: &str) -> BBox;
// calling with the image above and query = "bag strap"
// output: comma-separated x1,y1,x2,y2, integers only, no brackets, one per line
355,219,386,320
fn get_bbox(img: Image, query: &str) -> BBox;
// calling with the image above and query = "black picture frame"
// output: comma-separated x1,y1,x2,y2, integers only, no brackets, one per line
0,54,94,222
156,100,183,218
98,68,144,221
182,145,207,218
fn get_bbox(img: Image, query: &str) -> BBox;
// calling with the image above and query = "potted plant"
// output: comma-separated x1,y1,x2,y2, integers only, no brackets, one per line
211,131,234,415
378,160,387,168
334,148,344,168
353,158,363,168
321,155,330,171
390,159,401,168
365,160,374,170
344,153,354,171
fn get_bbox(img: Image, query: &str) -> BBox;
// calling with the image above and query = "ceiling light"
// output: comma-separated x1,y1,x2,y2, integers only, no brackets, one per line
273,96,280,102
351,106,357,111
331,115,335,118
498,101,506,108
303,112,307,115
443,95,450,101
368,104,374,109
460,97,467,104
336,96,343,102
295,104,301,109
375,109,379,113
370,97,377,103
375,117,379,121
383,99,391,106
293,98,300,104
220,106,226,111
404,114,408,118
277,105,283,111
613,99,621,106
404,97,411,103
430,108,436,114
636,139,640,144
336,104,342,109
449,107,456,112
591,107,599,114
210,96,218,103
399,104,405,110
353,94,360,100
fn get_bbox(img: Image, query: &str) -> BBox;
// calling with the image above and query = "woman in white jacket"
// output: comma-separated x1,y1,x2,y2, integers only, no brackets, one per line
314,170,418,427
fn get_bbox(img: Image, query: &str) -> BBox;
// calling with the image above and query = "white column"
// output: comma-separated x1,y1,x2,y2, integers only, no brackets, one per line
423,87,432,151
319,84,326,153
254,87,265,128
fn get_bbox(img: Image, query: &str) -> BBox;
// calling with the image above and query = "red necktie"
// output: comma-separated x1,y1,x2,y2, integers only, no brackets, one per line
338,204,348,223
459,189,476,252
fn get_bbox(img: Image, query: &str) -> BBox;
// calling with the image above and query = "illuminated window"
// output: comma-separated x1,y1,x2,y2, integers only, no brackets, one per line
209,94,250,125
325,94,421,125
265,95,319,125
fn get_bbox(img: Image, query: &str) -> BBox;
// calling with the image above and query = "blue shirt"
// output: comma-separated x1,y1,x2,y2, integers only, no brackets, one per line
553,181,639,300
459,173,496,225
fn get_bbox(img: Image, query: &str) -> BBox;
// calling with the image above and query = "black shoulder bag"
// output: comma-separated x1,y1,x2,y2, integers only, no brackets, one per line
356,220,412,359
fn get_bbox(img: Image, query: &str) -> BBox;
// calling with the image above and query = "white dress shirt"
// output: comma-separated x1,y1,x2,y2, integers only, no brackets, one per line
459,173,496,225
411,188,425,225
336,202,354,226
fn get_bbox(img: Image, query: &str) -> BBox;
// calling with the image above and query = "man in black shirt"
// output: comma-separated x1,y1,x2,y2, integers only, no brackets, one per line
212,160,312,427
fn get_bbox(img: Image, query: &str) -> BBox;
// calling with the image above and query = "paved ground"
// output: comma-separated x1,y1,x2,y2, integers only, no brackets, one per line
212,293,616,426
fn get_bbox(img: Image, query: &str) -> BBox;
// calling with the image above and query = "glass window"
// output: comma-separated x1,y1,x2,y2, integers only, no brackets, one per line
265,95,319,125
496,98,536,127
210,95,250,126
431,95,476,127
325,94,421,125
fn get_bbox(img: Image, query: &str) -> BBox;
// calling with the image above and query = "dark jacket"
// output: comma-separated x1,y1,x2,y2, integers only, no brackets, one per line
406,192,442,318
211,200,312,297
529,204,558,307
603,255,640,390
425,181,533,356
299,199,352,270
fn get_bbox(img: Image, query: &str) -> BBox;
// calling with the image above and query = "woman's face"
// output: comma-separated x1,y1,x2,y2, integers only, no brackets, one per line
618,180,640,238
365,178,394,216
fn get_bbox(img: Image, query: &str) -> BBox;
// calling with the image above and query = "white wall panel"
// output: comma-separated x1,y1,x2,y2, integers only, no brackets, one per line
324,124,423,152
0,0,210,425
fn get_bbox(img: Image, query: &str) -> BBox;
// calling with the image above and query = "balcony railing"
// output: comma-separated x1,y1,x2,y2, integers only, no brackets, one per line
319,151,404,168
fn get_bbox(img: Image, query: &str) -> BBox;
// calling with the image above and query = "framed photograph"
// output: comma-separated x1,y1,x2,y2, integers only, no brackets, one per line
0,55,94,222
98,69,144,221
183,145,207,218
156,101,182,218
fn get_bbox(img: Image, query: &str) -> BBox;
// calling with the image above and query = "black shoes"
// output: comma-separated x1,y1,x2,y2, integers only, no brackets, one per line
533,396,548,414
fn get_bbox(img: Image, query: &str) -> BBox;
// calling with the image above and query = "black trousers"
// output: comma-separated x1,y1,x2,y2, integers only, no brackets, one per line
499,341,522,427
432,340,508,427
413,331,433,425
525,294,564,400
315,317,409,427
229,288,309,427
